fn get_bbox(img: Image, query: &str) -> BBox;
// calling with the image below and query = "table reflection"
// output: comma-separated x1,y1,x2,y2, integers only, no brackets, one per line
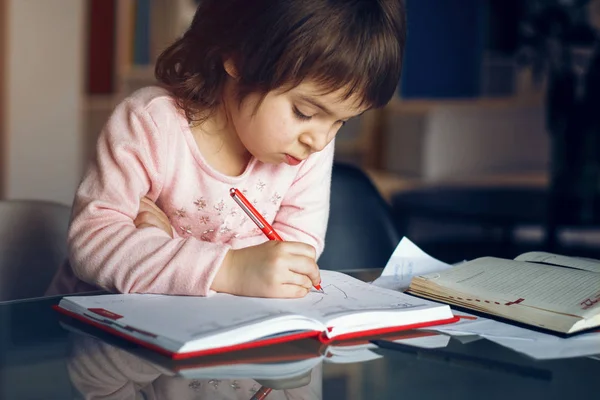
66,332,322,400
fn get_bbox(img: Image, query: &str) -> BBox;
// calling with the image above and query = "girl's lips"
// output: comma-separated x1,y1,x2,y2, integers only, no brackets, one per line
285,154,303,166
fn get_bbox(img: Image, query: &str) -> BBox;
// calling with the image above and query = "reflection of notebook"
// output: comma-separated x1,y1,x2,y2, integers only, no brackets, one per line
175,331,451,380
60,315,448,381
54,270,457,359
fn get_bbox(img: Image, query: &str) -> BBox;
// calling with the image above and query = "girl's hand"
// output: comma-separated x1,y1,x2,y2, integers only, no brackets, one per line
212,241,321,298
134,197,173,238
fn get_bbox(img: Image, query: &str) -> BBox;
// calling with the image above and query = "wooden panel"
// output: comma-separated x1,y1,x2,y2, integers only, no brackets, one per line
87,0,116,94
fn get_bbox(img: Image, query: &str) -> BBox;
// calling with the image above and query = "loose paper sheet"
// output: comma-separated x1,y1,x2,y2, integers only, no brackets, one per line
371,237,452,291
424,311,600,360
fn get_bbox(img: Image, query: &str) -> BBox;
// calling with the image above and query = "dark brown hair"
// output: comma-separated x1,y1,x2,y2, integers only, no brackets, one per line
155,0,407,123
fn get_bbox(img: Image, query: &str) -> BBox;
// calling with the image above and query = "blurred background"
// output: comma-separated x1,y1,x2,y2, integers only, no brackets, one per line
1,0,600,263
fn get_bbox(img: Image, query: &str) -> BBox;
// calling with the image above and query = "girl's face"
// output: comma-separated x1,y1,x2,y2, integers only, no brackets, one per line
225,80,367,166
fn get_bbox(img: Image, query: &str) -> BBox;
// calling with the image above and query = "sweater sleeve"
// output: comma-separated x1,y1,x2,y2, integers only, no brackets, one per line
67,98,229,296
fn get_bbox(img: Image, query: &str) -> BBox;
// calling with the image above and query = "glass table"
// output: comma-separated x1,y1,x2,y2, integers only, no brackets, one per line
0,269,598,399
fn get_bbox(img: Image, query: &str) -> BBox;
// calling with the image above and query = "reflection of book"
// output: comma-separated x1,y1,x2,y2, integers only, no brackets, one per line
54,270,456,359
60,315,445,381
408,252,600,335
172,331,449,380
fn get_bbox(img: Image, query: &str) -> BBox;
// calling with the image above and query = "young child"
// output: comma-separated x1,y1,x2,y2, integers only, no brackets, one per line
48,0,407,299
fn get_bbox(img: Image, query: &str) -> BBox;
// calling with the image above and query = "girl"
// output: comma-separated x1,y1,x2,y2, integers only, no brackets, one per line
49,0,406,299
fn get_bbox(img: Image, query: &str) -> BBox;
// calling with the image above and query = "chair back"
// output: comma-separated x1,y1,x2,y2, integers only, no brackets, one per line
0,200,71,301
319,163,400,270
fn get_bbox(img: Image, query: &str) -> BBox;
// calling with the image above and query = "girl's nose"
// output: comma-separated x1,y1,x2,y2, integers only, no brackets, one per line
299,130,329,153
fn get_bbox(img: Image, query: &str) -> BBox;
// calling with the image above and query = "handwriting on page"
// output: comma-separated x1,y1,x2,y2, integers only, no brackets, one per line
372,237,452,291
436,258,600,316
312,284,350,305
255,270,427,318
580,293,600,310
393,260,414,281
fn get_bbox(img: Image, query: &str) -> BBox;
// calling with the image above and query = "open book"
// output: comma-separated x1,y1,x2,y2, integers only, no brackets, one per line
54,270,456,359
61,314,446,381
408,251,600,335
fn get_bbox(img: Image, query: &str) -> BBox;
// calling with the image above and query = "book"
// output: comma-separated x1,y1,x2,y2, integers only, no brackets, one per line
54,270,457,359
407,251,600,335
61,314,446,381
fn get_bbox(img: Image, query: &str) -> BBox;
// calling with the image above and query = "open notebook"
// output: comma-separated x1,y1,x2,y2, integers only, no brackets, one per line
60,315,447,381
54,270,456,359
408,251,600,335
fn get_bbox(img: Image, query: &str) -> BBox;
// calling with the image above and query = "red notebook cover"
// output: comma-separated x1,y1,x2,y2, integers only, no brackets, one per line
53,305,458,360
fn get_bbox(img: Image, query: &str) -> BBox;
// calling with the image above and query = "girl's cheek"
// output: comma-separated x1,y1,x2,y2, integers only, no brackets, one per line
274,112,293,132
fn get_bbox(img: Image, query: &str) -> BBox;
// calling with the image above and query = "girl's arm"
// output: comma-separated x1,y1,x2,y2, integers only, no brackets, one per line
67,335,167,399
67,98,230,296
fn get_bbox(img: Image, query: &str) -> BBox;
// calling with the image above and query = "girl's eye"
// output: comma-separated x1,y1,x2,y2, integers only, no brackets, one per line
293,106,312,121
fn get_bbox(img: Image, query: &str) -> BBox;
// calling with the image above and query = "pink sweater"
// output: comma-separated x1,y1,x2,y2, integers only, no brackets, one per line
52,87,333,297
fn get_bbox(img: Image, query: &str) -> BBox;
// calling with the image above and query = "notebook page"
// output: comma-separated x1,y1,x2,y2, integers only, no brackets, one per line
423,257,600,317
61,293,321,347
246,270,445,322
515,252,600,273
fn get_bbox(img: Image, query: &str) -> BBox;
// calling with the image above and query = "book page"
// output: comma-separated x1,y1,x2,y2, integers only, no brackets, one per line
515,252,600,273
420,257,600,317
247,270,444,321
61,292,308,347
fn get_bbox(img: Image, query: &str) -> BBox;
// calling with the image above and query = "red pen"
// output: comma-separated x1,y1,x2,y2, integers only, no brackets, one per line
229,188,323,292
249,386,272,400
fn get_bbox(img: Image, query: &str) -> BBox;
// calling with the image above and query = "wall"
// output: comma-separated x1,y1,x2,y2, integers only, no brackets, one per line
0,0,6,198
382,96,549,181
4,0,85,205
422,103,549,181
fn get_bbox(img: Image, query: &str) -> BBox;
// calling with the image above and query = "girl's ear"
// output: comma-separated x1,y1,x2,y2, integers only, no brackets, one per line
223,58,240,80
